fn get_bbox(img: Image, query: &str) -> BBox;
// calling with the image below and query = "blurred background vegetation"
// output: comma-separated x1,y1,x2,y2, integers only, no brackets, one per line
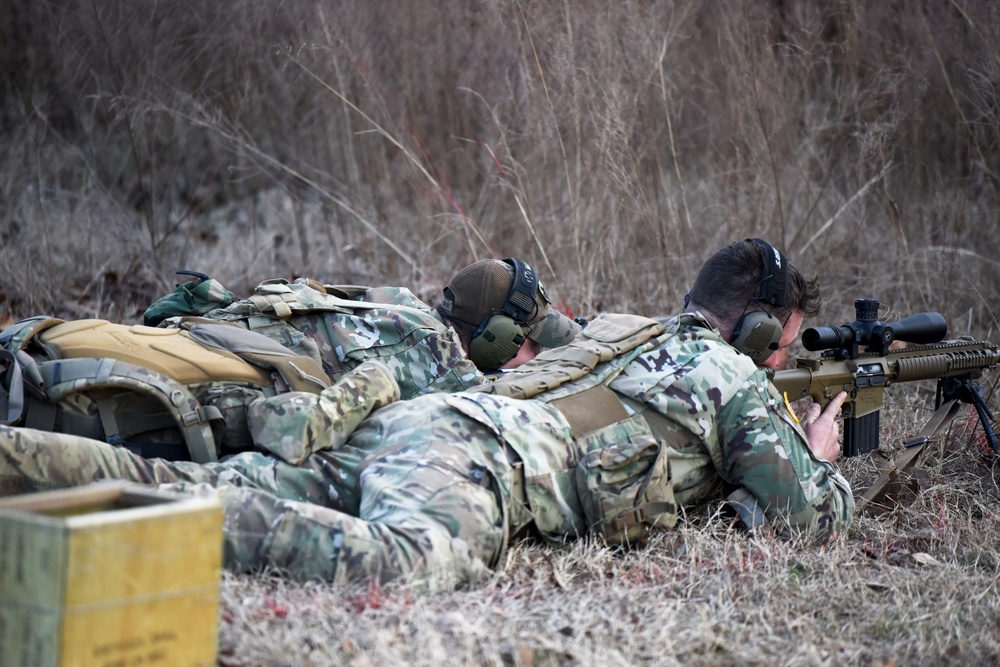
1,0,997,336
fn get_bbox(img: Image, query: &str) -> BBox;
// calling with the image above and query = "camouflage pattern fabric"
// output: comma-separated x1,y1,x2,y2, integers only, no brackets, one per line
607,312,855,534
168,280,485,399
0,312,853,588
248,360,400,464
143,275,236,327
470,312,667,399
0,380,583,590
476,311,854,534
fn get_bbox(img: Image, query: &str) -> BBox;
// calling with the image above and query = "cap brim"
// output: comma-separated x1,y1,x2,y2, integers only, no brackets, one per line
527,308,581,348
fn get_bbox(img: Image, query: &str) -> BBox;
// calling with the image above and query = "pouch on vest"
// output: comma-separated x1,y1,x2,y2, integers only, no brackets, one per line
574,413,677,545
471,312,666,399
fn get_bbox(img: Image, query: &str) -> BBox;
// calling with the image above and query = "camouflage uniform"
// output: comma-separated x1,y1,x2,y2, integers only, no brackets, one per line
162,268,581,398
0,362,581,591
477,311,855,535
0,265,582,463
631,313,854,532
0,313,853,589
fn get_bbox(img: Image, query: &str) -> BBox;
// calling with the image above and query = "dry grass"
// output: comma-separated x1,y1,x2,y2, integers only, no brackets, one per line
3,1,998,327
3,1,1000,664
214,413,1000,666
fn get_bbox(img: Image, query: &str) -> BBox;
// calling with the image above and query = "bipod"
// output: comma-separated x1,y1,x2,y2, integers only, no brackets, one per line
938,374,999,456
855,373,998,514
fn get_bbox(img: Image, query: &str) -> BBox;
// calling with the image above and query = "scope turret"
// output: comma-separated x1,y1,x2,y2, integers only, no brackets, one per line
801,299,947,358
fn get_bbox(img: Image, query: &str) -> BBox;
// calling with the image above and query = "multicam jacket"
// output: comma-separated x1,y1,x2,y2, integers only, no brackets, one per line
0,364,581,590
476,311,855,535
0,308,855,589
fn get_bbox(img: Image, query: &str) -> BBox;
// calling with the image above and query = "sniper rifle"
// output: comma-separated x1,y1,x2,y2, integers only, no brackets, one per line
771,298,1000,510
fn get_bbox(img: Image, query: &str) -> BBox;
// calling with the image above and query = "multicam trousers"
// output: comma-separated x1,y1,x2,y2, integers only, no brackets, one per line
0,386,585,590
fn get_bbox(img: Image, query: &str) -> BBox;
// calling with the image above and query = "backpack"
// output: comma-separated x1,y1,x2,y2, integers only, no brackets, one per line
0,316,331,463
159,278,485,399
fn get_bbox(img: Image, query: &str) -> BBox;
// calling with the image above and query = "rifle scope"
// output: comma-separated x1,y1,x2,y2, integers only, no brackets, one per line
802,298,947,358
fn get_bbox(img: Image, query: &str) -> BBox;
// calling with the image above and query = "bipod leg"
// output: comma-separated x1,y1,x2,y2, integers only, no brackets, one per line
965,383,999,456
855,399,961,515
939,375,1000,456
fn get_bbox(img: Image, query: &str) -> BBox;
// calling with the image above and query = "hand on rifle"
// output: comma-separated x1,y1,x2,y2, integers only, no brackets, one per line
801,391,848,463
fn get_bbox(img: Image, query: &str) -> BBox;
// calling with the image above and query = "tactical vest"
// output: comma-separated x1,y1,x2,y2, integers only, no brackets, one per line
0,317,331,463
471,313,680,545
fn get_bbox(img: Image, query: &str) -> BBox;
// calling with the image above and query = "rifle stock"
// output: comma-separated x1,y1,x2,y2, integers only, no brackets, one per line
772,338,1000,456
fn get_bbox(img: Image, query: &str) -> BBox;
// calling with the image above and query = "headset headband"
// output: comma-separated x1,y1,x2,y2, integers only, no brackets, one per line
497,258,538,324
746,238,787,308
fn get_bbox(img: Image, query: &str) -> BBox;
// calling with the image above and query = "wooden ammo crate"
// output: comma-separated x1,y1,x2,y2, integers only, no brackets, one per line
0,482,223,667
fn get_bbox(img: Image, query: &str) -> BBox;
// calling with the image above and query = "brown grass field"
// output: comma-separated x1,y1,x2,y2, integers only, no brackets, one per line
2,1,1000,664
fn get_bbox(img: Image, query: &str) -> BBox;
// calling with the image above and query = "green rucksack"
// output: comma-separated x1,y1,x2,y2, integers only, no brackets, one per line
0,316,331,463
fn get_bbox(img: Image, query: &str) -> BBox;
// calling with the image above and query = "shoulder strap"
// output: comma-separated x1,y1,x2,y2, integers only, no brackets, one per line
186,324,331,393
313,283,371,300
0,316,66,356
471,313,667,400
248,280,420,317
0,350,28,424
37,357,219,463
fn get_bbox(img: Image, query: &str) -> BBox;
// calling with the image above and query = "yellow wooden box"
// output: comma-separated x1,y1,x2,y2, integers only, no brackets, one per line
0,482,223,667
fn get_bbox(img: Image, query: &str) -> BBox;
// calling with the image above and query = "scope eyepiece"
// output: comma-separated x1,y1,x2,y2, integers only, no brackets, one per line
802,325,853,352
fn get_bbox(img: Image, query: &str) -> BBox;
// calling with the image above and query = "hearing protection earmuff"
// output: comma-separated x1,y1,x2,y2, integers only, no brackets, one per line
468,258,539,370
728,238,788,364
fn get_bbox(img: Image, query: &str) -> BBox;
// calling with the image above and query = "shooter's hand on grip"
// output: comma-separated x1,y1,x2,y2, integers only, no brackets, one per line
802,391,849,463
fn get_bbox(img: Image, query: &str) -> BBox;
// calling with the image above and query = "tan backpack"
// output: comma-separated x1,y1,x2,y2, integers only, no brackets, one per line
0,317,331,462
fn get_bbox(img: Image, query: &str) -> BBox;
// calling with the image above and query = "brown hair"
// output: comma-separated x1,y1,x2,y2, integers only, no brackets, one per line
687,239,820,324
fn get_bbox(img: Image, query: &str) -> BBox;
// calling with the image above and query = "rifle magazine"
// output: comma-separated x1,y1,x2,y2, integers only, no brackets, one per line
843,411,880,457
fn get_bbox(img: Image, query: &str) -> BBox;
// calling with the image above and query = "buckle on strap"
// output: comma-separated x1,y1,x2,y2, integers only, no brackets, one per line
612,501,677,531
612,506,647,531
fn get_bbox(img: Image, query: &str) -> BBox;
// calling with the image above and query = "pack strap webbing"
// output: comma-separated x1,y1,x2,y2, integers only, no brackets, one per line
186,323,331,394
855,398,963,514
38,358,219,463
248,293,294,319
23,400,58,433
0,350,26,425
611,500,678,533
251,282,416,317
0,316,65,353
